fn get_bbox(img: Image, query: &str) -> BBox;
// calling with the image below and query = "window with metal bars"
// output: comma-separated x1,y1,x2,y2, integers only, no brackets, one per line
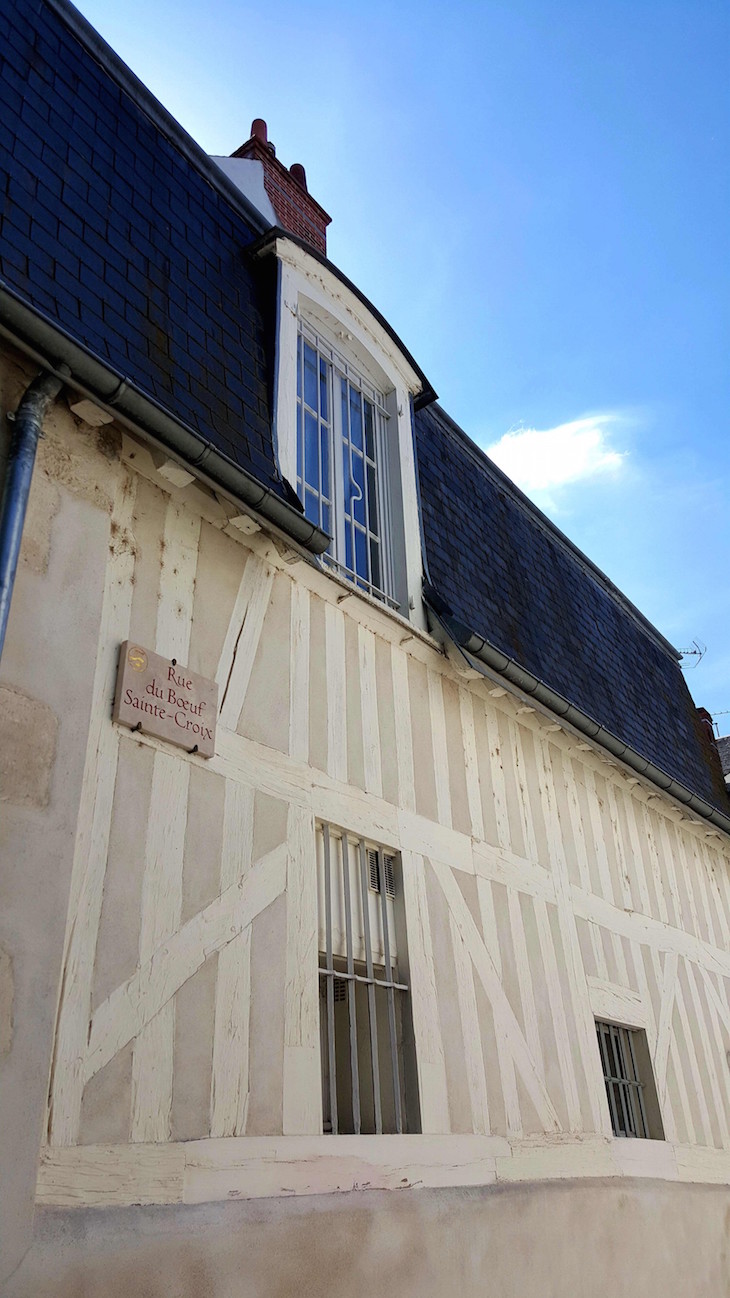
595,1020,664,1140
296,324,397,609
317,822,420,1135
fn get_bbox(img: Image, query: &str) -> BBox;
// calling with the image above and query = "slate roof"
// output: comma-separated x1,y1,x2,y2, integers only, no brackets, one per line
415,402,730,818
0,0,282,496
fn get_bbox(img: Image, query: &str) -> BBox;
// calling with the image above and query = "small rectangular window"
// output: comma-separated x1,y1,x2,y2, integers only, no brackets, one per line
317,822,419,1134
595,1019,664,1140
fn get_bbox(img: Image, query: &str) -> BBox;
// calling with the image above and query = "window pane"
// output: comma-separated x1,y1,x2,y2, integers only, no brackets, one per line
321,424,330,502
297,334,302,399
354,526,368,583
296,401,303,486
349,385,363,451
304,487,321,526
303,341,318,411
367,464,379,536
351,450,366,525
370,538,381,592
345,521,353,575
342,440,352,514
304,411,320,490
319,357,329,422
364,399,375,459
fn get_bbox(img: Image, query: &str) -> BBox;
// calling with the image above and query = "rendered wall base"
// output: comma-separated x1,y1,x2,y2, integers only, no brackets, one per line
6,1178,730,1298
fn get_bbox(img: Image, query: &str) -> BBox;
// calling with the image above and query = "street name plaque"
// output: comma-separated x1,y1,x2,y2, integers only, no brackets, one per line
113,641,218,758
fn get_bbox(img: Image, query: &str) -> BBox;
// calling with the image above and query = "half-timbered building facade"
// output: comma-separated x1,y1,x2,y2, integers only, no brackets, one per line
2,2,730,1293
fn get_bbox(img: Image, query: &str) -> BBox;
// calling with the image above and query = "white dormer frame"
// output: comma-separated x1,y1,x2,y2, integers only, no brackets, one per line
270,237,427,629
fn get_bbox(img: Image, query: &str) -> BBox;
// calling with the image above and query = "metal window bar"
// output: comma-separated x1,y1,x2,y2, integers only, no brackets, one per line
318,826,407,1134
359,837,382,1135
596,1020,648,1139
340,832,361,1134
378,844,403,1133
341,380,381,597
323,823,337,1135
321,554,400,609
299,320,390,413
296,333,332,534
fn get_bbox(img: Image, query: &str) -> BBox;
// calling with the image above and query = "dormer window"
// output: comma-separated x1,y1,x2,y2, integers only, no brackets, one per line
296,323,395,607
263,234,432,628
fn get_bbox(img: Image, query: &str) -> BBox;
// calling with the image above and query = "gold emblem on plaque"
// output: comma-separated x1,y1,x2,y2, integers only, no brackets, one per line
128,645,147,673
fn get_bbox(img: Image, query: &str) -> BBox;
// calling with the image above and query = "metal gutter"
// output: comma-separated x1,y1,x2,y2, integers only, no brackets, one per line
250,229,438,410
44,0,270,241
0,368,68,658
0,283,331,555
423,583,730,839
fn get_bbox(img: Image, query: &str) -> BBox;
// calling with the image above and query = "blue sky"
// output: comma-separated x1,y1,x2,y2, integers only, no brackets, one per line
76,0,730,723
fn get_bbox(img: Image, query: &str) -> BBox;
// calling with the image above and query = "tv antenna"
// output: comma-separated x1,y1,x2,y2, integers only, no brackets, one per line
711,709,730,738
678,639,706,668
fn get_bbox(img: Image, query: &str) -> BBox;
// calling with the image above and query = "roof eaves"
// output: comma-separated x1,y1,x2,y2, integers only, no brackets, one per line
0,279,331,556
423,582,730,838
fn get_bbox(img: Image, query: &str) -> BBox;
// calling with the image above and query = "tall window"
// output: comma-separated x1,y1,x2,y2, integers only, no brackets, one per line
595,1020,664,1140
317,822,419,1134
296,324,396,608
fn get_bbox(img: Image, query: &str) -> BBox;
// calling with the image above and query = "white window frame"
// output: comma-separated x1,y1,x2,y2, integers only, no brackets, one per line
297,321,397,607
595,1018,665,1141
271,236,427,627
316,820,419,1136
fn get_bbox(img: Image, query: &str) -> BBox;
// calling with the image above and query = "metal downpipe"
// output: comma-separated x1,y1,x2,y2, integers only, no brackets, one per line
0,368,68,659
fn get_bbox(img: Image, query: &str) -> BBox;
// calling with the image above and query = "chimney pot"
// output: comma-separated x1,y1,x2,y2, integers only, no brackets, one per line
229,119,331,254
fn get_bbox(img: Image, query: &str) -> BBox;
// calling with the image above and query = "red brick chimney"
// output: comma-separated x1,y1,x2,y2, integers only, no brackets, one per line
232,119,331,255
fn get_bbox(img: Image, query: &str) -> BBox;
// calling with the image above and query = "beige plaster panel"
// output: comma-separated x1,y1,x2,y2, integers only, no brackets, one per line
171,956,218,1143
79,1043,132,1147
407,657,437,822
18,469,60,575
517,725,551,865
344,614,365,791
307,593,328,773
91,740,155,1011
246,893,286,1136
8,1179,730,1298
238,572,291,754
0,686,58,807
127,475,168,650
181,764,226,925
441,676,470,836
472,701,501,849
188,520,248,682
496,711,529,857
425,862,470,1134
374,633,399,805
0,945,14,1059
15,399,118,579
34,400,119,514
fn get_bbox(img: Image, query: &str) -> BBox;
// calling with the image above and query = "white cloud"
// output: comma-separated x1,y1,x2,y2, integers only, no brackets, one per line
486,414,626,494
